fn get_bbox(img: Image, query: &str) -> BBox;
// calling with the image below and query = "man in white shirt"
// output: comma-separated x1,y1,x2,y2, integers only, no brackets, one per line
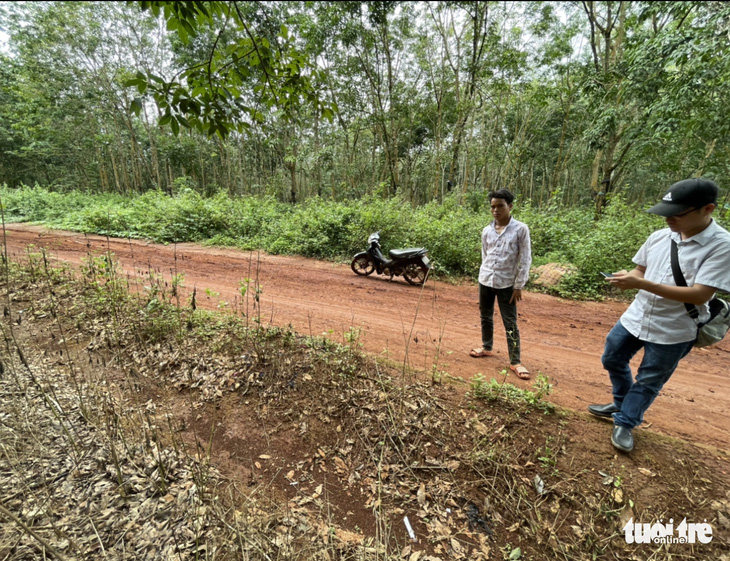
589,178,730,453
470,189,532,379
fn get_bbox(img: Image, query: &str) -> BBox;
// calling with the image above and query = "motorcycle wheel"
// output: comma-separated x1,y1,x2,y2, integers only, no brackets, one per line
403,263,428,285
351,255,375,276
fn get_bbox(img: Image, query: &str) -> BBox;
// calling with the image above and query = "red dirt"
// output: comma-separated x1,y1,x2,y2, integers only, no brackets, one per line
5,223,730,452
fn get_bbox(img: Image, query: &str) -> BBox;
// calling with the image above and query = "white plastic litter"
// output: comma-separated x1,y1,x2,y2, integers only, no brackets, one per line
403,516,416,541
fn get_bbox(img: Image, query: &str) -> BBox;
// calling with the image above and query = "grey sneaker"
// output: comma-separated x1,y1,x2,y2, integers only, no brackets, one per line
611,425,634,453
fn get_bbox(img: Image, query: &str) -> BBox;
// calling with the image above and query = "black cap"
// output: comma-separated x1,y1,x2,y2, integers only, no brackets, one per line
647,178,719,217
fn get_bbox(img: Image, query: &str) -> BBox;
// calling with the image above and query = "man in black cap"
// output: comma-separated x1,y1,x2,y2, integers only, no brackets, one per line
588,178,730,452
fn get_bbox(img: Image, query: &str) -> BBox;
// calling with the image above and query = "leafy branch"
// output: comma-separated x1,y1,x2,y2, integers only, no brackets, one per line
125,0,336,138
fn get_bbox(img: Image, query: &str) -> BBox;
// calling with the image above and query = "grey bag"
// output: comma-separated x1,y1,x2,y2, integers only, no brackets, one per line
670,239,730,347
695,297,730,348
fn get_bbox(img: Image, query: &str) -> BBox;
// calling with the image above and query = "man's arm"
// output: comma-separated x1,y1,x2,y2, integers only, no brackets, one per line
510,226,532,303
481,227,489,263
609,266,717,305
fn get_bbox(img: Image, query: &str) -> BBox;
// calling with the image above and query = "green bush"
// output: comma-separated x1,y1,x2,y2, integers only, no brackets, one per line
0,184,100,223
406,195,484,276
555,197,659,298
268,198,360,258
516,202,594,264
2,184,708,300
146,190,230,242
225,195,290,248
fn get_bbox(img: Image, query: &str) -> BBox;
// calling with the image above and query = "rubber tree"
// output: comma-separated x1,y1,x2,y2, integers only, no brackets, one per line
2,1,174,192
625,2,730,197
350,1,413,198
128,1,336,140
580,0,631,216
426,1,495,195
579,0,707,215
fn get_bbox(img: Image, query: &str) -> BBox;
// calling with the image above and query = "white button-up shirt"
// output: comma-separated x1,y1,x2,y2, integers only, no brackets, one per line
620,220,730,344
478,218,532,290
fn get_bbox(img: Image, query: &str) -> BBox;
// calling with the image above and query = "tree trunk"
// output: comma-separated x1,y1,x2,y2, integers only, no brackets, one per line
287,160,297,203
442,2,489,189
314,109,321,197
109,150,122,194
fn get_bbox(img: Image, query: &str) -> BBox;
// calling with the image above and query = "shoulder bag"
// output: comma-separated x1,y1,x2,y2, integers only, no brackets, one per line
670,239,730,347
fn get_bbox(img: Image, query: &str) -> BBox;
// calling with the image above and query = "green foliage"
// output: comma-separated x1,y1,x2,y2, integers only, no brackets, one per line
0,184,102,223
5,185,724,300
225,198,290,248
128,1,336,138
517,201,594,262
268,198,359,258
470,372,554,414
63,189,232,242
554,197,658,299
537,436,559,474
402,195,484,276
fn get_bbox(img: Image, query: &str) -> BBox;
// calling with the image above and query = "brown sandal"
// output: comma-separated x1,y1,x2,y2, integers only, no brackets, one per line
509,364,530,380
470,348,495,358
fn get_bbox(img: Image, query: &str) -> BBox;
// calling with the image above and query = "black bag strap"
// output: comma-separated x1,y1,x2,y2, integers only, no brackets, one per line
670,239,700,320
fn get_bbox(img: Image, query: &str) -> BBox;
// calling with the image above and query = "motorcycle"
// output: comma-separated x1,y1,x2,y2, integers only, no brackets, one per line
350,232,431,285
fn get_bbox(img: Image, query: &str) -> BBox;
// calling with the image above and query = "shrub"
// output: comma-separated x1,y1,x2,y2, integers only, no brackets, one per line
554,197,659,298
0,184,98,223
0,184,685,300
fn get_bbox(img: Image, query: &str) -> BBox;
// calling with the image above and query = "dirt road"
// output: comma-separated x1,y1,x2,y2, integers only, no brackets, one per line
5,223,729,452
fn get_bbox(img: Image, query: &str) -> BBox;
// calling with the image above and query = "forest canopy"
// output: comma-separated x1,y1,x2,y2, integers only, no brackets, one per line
1,1,729,212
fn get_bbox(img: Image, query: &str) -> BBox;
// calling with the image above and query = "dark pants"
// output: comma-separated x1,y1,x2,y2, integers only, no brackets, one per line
479,283,520,365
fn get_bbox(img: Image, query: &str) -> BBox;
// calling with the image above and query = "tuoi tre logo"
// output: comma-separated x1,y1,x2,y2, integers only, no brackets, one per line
623,518,713,545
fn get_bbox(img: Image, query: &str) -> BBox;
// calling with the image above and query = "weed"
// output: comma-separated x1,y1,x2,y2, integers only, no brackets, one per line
470,372,555,413
538,436,559,474
170,271,185,297
238,278,250,299
430,365,445,385
6,185,721,298
204,287,219,299
343,326,362,349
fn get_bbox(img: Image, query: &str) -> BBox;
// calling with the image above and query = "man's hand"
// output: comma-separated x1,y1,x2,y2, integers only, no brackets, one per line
607,268,644,290
510,288,523,304
607,266,717,305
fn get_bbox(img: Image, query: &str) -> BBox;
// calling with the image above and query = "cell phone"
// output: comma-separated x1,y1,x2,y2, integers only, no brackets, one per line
600,272,614,278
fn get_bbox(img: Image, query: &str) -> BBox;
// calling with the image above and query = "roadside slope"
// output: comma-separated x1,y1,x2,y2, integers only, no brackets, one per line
4,223,729,452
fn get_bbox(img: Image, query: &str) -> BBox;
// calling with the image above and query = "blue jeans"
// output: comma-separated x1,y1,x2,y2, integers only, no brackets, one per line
479,284,520,365
602,321,694,429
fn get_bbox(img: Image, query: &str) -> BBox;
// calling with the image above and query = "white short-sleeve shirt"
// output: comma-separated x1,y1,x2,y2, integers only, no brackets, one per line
620,219,730,344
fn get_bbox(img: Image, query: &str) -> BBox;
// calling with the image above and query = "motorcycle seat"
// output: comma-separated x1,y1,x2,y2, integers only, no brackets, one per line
389,248,426,259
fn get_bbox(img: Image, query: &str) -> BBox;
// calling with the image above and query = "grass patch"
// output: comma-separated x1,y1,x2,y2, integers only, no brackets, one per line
470,372,555,414
2,184,729,300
